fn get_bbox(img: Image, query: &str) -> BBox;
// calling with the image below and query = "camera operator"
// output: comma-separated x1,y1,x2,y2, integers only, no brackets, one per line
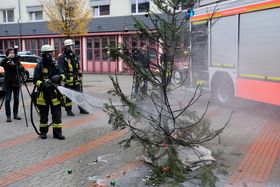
0,47,25,122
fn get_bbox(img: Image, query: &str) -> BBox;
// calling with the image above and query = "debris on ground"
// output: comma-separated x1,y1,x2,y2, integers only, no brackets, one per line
142,145,216,171
177,145,216,170
67,169,73,174
88,176,106,185
87,153,114,165
110,179,116,186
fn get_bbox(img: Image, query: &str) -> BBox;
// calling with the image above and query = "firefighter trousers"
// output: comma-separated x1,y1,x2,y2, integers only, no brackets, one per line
64,84,87,113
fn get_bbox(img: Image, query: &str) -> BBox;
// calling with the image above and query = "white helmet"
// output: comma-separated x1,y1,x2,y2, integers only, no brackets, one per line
64,39,75,46
41,44,54,53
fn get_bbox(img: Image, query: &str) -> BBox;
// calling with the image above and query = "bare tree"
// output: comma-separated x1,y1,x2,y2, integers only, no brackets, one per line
44,0,92,37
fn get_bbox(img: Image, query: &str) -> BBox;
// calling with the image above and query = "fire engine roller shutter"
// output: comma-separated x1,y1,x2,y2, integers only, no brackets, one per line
239,8,280,79
236,7,280,106
210,15,238,68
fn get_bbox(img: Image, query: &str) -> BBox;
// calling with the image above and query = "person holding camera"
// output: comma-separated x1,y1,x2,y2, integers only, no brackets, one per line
0,48,25,122
58,39,89,116
33,45,66,140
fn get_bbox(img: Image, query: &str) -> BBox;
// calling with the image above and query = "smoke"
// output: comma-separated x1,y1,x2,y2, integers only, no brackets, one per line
57,86,101,113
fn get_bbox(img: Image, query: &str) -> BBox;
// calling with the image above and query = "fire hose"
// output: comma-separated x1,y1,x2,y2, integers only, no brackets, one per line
30,79,83,135
30,86,41,135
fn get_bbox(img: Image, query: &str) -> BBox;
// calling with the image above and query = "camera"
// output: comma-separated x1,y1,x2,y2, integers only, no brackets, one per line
13,45,21,64
14,45,19,56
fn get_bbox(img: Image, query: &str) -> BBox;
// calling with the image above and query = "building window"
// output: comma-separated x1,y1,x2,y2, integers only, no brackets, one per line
25,38,48,55
94,37,100,60
54,38,64,58
93,5,110,16
131,0,149,14
0,40,19,54
29,11,43,21
176,1,189,11
87,38,93,60
109,36,116,61
74,39,80,58
2,9,14,22
102,37,108,60
0,40,3,54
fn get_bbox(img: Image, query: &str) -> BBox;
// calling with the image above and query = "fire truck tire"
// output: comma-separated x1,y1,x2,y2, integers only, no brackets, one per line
212,78,234,106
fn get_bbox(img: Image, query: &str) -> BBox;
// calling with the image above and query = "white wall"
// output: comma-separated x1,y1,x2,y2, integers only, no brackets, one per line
150,1,161,14
0,0,161,23
0,0,45,23
110,0,131,16
20,0,45,23
0,0,18,23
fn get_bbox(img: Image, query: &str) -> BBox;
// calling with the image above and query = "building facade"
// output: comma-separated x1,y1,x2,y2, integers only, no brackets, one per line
0,0,164,73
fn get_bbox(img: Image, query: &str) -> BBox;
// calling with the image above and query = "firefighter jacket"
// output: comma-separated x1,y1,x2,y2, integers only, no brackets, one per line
0,57,25,88
58,52,82,87
33,60,65,106
132,48,150,69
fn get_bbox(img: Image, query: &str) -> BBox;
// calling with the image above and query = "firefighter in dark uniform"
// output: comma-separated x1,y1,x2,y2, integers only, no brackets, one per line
132,44,150,96
58,39,89,116
33,45,66,140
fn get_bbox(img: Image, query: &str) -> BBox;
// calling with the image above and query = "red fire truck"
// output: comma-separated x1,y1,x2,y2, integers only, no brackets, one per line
190,0,280,105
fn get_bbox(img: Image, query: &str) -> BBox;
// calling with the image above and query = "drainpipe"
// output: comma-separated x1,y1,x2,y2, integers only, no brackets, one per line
17,0,21,50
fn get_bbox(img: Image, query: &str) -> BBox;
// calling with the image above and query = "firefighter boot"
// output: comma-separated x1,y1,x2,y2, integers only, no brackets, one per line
53,128,65,140
6,116,12,123
66,106,75,116
79,107,89,114
39,126,49,139
67,110,75,116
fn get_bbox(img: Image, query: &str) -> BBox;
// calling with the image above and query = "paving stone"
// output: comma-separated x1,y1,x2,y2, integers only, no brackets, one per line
1,74,280,187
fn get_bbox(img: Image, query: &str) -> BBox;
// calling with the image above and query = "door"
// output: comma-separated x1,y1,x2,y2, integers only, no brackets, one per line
190,22,209,86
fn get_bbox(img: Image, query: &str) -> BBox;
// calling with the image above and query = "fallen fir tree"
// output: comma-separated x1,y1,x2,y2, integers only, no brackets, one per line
104,0,232,186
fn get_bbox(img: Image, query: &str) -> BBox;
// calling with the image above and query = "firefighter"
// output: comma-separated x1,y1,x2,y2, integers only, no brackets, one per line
33,44,66,140
58,39,89,116
132,44,150,96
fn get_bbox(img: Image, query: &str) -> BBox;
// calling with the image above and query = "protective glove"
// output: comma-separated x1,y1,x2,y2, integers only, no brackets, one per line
39,79,52,92
44,79,52,89
52,75,62,84
78,72,83,77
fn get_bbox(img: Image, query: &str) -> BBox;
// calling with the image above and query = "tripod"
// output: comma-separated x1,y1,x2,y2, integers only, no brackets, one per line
0,90,5,110
16,64,30,127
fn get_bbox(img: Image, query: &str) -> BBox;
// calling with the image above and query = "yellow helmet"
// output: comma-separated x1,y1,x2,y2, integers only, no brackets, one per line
64,39,74,46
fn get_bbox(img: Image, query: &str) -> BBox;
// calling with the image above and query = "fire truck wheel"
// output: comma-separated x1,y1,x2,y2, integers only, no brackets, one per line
212,79,234,106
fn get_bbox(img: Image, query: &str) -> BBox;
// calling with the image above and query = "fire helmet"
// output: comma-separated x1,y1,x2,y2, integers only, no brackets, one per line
41,45,54,53
64,39,75,46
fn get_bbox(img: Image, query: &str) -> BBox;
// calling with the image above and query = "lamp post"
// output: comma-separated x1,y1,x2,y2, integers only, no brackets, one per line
17,0,21,50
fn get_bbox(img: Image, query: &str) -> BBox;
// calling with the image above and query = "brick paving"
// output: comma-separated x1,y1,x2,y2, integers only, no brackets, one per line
228,120,280,186
0,74,279,187
0,129,127,186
